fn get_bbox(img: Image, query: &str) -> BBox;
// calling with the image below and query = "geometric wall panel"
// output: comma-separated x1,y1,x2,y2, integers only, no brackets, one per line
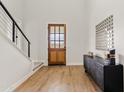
96,15,114,51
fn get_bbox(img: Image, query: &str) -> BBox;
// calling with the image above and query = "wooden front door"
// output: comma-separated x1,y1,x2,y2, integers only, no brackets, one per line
48,24,66,65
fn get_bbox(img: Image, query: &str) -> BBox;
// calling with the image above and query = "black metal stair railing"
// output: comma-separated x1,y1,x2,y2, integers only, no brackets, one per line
0,1,30,57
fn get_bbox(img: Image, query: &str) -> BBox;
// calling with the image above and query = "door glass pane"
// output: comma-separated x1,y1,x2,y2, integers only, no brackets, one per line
55,34,59,41
50,41,55,48
50,34,55,40
60,34,64,41
56,26,59,33
60,41,64,48
50,26,54,33
60,26,64,33
56,41,59,48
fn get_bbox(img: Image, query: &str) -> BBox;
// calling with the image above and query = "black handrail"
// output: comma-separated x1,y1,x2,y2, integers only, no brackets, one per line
0,1,31,57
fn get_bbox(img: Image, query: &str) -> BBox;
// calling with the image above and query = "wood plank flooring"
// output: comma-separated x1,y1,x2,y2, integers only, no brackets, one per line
15,66,101,92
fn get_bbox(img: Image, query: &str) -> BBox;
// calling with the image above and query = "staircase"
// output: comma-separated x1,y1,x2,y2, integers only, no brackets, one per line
0,1,43,91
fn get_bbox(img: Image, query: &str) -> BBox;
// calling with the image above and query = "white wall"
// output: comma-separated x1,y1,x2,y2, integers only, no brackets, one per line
88,0,124,65
88,0,124,88
23,0,89,65
0,31,32,91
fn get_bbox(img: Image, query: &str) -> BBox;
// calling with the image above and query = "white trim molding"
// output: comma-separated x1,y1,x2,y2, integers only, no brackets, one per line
5,64,44,92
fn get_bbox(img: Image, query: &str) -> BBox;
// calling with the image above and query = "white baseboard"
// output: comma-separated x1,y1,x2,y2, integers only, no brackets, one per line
32,60,44,70
5,64,44,92
42,61,83,66
66,62,83,66
32,60,45,63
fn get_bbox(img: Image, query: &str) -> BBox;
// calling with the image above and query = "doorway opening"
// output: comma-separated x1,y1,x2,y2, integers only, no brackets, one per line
48,24,66,65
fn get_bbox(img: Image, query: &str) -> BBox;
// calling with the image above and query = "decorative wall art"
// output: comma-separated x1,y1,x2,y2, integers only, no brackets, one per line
96,15,114,51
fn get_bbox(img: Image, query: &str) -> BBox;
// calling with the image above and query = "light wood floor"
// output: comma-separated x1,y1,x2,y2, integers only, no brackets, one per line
15,66,101,92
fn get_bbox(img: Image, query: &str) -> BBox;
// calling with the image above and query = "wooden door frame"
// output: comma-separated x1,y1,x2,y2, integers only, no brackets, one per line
48,24,66,66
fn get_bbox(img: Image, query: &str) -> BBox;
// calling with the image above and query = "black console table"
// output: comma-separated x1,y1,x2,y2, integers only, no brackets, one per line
84,55,123,92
